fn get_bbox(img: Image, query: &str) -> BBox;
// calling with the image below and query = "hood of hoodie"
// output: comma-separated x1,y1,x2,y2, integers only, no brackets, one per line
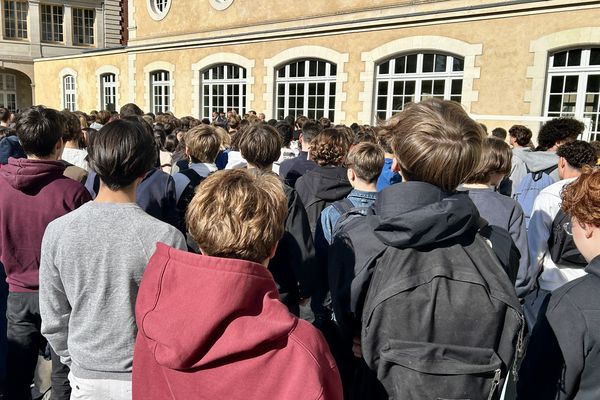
371,181,482,249
0,157,66,194
512,148,558,173
301,165,352,202
136,243,297,370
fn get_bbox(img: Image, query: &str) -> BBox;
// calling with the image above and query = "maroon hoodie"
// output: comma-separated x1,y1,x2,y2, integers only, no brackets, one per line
133,243,342,400
0,157,91,292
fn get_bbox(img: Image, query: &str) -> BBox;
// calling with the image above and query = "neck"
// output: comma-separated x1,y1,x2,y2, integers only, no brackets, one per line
95,181,137,203
247,163,273,172
462,183,492,189
28,154,59,161
352,181,377,192
561,168,581,180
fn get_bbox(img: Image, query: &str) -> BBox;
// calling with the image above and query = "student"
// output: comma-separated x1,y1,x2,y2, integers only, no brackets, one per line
320,142,384,245
460,138,529,294
524,140,596,326
375,128,401,191
133,169,343,400
328,99,522,399
172,124,220,249
279,119,322,187
40,118,186,399
237,123,316,316
0,106,91,400
60,110,89,171
517,166,600,399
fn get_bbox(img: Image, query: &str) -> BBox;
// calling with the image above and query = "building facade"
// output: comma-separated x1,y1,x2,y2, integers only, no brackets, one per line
33,0,600,139
0,0,123,111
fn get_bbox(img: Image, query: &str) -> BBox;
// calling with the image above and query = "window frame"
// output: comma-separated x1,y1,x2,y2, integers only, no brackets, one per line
275,58,337,121
100,73,117,111
373,52,464,123
72,7,94,46
40,3,64,43
544,47,600,140
150,70,171,114
0,73,17,112
200,63,247,119
147,0,171,21
62,74,76,112
3,0,28,40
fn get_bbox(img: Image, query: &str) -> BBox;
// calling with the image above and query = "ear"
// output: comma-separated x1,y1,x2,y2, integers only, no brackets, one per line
391,157,401,172
581,221,595,239
185,146,190,157
347,168,355,182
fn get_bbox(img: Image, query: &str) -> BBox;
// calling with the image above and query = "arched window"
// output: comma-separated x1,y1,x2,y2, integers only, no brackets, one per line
545,48,600,140
0,73,17,112
275,59,336,121
63,75,76,111
374,53,464,122
201,64,246,118
100,73,117,111
150,70,170,114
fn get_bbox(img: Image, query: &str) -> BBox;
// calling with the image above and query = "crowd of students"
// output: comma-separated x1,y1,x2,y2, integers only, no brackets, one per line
0,100,599,400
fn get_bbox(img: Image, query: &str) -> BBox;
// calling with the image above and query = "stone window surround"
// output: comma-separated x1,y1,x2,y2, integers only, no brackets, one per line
95,65,121,111
264,45,349,123
526,27,600,117
58,67,77,111
191,53,255,118
147,0,171,21
143,60,175,115
358,36,482,124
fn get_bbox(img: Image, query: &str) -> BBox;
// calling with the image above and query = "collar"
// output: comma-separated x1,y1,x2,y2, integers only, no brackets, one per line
585,255,600,277
348,188,378,200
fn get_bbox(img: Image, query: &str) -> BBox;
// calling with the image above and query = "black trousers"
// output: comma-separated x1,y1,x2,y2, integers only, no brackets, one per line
5,291,70,400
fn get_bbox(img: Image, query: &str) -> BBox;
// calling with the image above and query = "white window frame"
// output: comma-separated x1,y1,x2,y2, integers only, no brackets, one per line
374,52,464,122
0,73,17,112
40,3,63,43
544,47,600,140
63,74,76,111
72,7,94,46
150,70,170,114
147,0,171,21
275,59,337,121
3,0,28,40
100,73,117,111
200,63,247,118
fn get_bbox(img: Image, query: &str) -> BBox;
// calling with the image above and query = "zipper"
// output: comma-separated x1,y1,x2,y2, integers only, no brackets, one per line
487,368,502,400
512,311,526,381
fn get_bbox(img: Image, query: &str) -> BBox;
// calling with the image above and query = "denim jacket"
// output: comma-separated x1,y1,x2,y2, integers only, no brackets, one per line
320,189,378,245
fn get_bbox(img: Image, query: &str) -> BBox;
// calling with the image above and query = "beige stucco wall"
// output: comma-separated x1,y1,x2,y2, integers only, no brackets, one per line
34,6,600,130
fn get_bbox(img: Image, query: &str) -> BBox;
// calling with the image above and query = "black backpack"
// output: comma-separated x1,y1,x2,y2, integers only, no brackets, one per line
548,208,587,269
331,198,371,240
360,233,525,400
176,169,205,252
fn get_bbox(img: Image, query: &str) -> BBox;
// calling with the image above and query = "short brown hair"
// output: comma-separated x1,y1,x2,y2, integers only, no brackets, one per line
508,125,532,147
310,128,350,166
346,142,385,184
185,125,220,163
238,124,282,169
186,169,288,263
384,99,484,192
561,166,600,227
465,138,512,184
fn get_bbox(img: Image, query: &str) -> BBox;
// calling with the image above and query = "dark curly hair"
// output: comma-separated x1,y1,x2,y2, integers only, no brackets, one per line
508,125,532,147
310,128,349,166
537,117,584,151
556,140,596,169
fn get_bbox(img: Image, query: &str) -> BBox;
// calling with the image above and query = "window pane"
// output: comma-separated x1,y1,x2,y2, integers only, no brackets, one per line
567,49,582,66
406,54,417,73
591,49,600,66
423,54,434,73
565,76,579,92
378,61,390,75
553,51,567,67
394,57,405,74
451,79,462,95
433,80,445,95
453,57,464,72
405,81,415,95
434,55,447,72
548,95,562,112
587,75,600,93
550,76,564,93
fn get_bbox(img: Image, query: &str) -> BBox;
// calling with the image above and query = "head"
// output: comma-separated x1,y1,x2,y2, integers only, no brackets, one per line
561,166,600,262
258,113,266,122
299,120,323,150
384,98,484,192
88,118,157,191
318,116,332,129
60,109,82,143
376,127,394,155
238,123,282,170
465,137,512,186
537,117,584,151
275,121,293,148
556,140,596,180
346,142,385,186
153,126,166,151
491,127,507,140
164,133,178,153
186,169,288,264
184,124,221,164
310,128,350,167
119,103,144,118
0,107,10,125
96,110,111,125
16,106,65,159
508,125,532,148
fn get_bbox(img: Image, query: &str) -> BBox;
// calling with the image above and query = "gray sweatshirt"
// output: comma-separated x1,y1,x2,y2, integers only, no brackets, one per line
40,201,186,380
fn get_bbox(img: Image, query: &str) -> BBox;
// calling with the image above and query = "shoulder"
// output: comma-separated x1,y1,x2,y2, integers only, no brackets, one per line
549,274,600,314
289,319,337,370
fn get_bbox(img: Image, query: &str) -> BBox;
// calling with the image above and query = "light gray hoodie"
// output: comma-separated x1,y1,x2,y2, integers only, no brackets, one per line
509,148,559,196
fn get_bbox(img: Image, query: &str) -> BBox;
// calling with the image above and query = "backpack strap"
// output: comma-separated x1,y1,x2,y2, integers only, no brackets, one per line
332,197,355,216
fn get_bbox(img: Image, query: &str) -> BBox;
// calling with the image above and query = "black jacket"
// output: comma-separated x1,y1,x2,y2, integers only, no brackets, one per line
295,165,352,235
268,183,317,316
279,151,317,188
517,255,600,400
